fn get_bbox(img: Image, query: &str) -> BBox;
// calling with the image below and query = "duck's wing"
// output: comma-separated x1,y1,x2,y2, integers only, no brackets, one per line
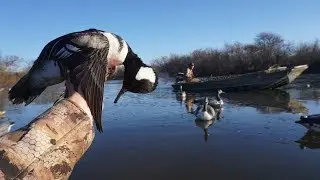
44,29,110,132
67,31,109,133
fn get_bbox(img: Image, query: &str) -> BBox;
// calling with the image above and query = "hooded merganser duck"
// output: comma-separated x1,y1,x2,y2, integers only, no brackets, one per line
8,28,158,133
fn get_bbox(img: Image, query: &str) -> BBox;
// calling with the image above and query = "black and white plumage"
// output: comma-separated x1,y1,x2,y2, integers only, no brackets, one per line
8,28,158,132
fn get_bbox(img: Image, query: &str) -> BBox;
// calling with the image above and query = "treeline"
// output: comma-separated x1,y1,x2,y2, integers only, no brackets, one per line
152,32,320,77
2,32,320,87
0,54,25,88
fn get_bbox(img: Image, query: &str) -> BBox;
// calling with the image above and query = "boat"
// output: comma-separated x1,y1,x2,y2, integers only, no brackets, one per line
172,64,308,92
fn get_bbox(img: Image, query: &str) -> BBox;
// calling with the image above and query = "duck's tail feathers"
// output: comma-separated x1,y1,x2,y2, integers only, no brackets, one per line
8,74,45,105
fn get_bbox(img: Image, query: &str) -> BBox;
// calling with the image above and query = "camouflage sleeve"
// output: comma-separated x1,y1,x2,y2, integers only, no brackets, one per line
0,99,94,180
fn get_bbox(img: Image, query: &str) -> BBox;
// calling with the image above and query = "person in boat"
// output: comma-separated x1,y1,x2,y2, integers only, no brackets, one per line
185,62,200,83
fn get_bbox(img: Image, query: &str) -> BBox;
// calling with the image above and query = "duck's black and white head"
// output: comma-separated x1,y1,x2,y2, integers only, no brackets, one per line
114,47,158,103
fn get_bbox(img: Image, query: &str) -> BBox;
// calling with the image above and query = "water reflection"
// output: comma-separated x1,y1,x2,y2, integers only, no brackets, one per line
194,118,214,142
294,89,320,104
185,94,196,113
223,89,308,114
295,130,320,150
174,88,308,115
194,109,223,142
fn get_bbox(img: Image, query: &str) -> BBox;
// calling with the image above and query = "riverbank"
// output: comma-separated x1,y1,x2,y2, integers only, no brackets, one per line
152,32,320,77
0,71,24,89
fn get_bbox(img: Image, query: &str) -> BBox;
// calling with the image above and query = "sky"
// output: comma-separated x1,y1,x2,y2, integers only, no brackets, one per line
1,0,319,64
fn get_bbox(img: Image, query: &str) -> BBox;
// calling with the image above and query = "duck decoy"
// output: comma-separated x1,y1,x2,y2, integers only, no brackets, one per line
295,114,320,132
209,89,225,109
194,97,216,121
8,28,158,133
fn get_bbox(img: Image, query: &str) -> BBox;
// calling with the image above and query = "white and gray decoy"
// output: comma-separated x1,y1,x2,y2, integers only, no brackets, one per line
209,89,225,109
194,97,216,121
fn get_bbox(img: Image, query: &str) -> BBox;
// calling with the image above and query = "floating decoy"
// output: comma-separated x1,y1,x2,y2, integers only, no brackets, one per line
194,97,216,121
209,89,225,109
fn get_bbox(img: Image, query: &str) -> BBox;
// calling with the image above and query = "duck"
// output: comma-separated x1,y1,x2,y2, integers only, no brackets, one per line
295,114,320,132
8,28,158,133
0,111,5,116
209,89,225,109
194,97,216,121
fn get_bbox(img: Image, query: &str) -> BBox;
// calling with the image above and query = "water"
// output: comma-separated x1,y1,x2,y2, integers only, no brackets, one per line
1,75,320,180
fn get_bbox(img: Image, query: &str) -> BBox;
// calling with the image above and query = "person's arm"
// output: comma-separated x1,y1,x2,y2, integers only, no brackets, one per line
0,81,94,179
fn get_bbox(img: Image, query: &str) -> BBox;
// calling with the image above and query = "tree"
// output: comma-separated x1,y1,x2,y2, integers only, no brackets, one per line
0,55,20,72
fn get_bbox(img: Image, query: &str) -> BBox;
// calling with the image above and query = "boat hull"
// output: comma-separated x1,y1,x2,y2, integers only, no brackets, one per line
172,65,308,92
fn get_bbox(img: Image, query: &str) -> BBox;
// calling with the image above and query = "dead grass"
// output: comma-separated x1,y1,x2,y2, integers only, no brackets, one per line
0,71,25,88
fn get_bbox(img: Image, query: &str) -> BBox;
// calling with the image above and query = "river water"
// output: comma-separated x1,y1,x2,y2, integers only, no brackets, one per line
1,75,320,180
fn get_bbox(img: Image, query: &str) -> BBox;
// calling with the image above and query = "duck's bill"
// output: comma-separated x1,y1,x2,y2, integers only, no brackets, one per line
114,87,127,103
